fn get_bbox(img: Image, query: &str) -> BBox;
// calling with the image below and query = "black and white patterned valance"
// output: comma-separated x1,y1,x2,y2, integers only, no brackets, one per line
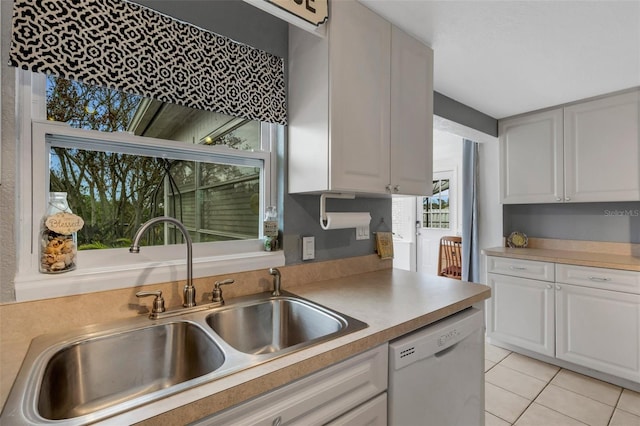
10,0,287,125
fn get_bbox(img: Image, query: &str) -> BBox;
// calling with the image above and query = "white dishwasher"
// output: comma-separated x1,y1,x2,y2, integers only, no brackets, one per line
388,307,485,426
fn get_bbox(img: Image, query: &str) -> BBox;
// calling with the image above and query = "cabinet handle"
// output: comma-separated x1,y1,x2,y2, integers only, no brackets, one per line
565,197,571,201
546,284,552,289
556,285,561,290
509,266,527,270
556,197,562,202
588,276,611,282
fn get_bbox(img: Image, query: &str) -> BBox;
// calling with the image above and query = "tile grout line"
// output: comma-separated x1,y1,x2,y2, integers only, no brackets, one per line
509,365,563,425
496,359,558,381
551,378,622,408
486,344,639,425
609,389,640,424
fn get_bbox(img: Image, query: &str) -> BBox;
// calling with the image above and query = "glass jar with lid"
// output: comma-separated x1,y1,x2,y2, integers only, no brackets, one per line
40,192,79,273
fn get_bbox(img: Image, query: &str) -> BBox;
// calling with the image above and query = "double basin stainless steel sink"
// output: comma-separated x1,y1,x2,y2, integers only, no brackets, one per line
1,291,367,425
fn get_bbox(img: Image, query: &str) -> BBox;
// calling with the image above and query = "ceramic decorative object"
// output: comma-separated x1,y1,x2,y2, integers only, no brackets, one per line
507,231,528,248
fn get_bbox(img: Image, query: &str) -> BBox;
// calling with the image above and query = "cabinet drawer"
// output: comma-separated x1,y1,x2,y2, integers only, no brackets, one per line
487,257,555,282
192,344,388,426
326,393,387,426
556,264,640,294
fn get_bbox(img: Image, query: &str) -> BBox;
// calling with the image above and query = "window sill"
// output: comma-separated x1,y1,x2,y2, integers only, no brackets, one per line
14,247,285,302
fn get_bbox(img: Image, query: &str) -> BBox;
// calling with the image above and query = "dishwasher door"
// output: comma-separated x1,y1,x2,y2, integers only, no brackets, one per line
388,307,484,426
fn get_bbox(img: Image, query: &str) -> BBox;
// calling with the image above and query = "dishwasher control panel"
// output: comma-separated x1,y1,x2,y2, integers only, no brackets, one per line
389,307,483,370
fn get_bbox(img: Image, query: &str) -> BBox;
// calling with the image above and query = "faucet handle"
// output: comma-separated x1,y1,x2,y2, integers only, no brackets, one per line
212,279,235,304
136,290,166,318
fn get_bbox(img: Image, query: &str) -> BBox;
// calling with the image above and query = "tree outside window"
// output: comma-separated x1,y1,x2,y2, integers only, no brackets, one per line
46,76,262,250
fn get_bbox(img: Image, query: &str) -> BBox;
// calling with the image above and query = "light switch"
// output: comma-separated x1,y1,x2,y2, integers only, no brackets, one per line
356,225,370,240
302,236,315,260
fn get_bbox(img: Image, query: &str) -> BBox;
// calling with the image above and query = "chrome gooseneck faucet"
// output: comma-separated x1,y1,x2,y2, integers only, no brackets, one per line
130,217,196,308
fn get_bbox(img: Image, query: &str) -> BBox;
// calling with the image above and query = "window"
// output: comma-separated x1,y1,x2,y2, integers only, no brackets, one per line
15,71,284,301
422,179,450,229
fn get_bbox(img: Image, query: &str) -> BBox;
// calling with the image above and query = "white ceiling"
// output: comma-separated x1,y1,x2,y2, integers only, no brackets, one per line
359,0,640,119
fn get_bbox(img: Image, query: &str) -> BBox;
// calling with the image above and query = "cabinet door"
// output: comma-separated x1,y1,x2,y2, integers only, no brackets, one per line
487,273,555,356
564,90,640,202
326,393,387,426
329,0,391,194
499,109,564,203
390,26,434,196
556,283,640,383
192,345,388,426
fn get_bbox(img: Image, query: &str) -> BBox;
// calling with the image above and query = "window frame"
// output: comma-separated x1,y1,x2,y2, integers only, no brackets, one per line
14,70,284,302
422,177,451,230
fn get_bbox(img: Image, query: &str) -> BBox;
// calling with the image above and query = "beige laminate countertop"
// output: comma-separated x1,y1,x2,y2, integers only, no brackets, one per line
124,269,490,425
483,247,640,272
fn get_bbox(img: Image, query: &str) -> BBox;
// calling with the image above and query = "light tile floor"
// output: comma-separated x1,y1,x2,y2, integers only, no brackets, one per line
485,343,640,426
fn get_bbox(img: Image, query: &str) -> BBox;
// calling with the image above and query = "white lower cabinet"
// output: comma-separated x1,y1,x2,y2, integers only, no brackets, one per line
487,273,555,356
487,256,640,385
192,344,388,426
556,272,640,383
326,392,387,426
487,257,555,356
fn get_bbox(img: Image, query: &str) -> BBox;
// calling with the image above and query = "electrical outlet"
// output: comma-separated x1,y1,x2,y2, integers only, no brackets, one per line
302,236,315,260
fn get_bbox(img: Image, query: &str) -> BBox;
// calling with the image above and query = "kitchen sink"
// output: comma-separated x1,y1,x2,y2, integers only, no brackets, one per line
206,296,353,355
37,321,225,420
1,291,367,425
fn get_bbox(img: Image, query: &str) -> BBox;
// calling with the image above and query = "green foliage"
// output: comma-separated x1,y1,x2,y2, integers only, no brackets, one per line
78,238,132,251
46,76,141,131
47,76,166,248
46,76,260,250
78,242,109,250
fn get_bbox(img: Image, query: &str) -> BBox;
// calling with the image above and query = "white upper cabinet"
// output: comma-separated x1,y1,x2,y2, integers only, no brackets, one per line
500,109,564,203
328,0,391,194
390,26,434,196
564,91,640,202
288,0,434,196
500,89,640,204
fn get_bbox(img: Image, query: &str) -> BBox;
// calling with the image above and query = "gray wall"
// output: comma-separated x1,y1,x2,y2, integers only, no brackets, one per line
284,196,392,264
504,202,640,244
434,92,498,137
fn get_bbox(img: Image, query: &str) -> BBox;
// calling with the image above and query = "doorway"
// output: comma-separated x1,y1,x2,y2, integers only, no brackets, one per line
392,128,463,273
416,170,457,274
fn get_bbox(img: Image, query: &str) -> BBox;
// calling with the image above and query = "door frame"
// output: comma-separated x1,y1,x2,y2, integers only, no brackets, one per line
416,169,457,274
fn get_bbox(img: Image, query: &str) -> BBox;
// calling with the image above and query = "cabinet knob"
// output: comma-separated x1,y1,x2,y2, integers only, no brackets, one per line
556,197,562,202
565,197,571,201
546,284,552,289
385,184,392,192
556,285,561,290
393,185,400,192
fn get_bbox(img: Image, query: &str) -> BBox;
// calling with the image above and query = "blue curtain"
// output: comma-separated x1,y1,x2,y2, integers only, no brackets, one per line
462,139,479,282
